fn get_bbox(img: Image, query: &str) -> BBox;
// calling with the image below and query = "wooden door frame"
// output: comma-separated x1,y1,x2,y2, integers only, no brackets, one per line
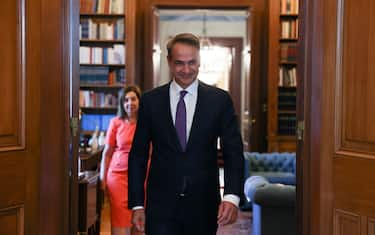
38,0,76,234
197,37,243,117
298,0,331,234
297,0,308,234
68,0,81,233
206,37,264,151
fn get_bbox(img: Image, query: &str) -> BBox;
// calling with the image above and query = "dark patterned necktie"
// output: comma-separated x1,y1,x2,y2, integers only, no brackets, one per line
175,90,188,151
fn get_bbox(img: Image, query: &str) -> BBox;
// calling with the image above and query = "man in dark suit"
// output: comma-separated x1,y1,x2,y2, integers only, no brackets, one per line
128,33,244,235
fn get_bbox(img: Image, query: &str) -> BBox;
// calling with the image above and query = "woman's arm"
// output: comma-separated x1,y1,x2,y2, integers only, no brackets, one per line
100,144,115,191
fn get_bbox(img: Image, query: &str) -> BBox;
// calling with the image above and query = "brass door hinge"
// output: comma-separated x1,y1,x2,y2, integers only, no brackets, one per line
262,103,267,112
70,117,79,137
297,120,304,141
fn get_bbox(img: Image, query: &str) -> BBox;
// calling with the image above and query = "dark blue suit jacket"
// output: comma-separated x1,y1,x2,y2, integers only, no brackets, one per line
128,81,244,222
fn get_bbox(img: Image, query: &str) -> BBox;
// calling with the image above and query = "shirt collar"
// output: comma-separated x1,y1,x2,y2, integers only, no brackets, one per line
170,79,199,97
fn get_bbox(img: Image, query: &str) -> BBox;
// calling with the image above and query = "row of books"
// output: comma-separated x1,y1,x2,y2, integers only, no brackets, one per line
278,114,296,135
280,42,297,62
80,45,125,64
278,89,296,110
80,18,124,40
279,67,297,87
80,0,124,14
278,101,296,111
278,102,296,110
278,89,297,97
81,114,116,131
80,67,125,85
281,19,299,39
79,90,118,108
281,0,299,14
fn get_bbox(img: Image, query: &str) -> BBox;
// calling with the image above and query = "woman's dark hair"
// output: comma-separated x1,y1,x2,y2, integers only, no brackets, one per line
117,84,141,119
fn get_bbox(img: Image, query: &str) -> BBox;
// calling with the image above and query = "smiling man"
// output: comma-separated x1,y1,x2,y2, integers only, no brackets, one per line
128,33,244,235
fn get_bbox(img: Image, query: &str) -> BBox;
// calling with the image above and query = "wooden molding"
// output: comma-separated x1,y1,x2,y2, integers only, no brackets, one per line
0,205,24,235
0,0,26,151
334,209,360,235
368,217,375,235
334,0,375,155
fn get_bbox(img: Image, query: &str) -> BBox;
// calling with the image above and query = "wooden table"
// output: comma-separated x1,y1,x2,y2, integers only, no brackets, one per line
78,171,102,235
79,148,103,172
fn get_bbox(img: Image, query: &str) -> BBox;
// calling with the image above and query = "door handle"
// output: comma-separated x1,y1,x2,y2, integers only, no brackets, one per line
251,116,256,125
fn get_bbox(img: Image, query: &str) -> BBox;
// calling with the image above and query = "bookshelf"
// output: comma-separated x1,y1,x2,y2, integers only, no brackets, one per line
79,0,136,133
267,0,299,152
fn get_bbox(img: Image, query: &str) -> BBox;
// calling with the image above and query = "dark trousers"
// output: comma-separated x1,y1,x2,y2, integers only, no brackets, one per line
146,196,218,235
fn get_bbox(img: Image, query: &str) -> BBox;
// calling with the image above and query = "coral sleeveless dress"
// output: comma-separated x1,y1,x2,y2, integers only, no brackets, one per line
105,117,136,227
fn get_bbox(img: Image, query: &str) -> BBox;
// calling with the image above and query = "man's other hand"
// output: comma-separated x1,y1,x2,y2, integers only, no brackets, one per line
131,208,145,232
217,201,238,226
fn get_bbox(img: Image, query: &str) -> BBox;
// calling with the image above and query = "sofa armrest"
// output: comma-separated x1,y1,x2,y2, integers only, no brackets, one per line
244,176,269,202
253,184,295,207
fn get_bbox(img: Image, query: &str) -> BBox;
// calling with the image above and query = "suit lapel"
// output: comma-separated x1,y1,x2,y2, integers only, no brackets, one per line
162,83,184,152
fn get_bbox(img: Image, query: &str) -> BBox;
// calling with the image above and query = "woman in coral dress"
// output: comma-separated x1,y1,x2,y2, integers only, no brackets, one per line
100,85,141,235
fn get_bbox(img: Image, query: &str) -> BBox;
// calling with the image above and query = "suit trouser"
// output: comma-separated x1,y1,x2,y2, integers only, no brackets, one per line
146,195,218,235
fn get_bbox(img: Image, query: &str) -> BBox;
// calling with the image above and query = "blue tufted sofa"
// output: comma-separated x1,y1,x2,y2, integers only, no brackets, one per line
251,180,296,235
241,152,297,235
243,152,296,186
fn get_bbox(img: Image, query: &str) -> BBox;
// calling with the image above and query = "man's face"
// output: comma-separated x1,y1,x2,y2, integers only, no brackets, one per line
168,43,200,88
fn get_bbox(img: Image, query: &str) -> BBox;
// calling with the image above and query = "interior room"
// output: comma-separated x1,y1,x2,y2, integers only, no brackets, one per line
1,0,375,234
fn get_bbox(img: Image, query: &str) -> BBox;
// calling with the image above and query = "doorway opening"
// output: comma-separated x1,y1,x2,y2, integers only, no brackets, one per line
152,8,261,151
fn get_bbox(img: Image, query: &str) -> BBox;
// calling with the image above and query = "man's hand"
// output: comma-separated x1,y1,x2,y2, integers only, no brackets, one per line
131,226,145,235
132,209,146,233
217,201,238,226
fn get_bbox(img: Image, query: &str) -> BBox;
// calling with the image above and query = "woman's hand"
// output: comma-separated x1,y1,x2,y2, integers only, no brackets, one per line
100,144,114,192
100,177,107,191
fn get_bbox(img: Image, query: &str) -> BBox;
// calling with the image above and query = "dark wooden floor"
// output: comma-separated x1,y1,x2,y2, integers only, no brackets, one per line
100,196,252,235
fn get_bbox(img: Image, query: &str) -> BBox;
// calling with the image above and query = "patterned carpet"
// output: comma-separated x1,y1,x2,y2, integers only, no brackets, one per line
217,211,252,235
100,196,252,235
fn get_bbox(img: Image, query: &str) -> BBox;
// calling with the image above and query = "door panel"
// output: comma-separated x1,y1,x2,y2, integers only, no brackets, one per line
340,0,375,152
304,0,375,234
333,0,375,232
333,210,360,235
0,0,30,234
0,206,24,235
0,0,71,234
369,219,375,235
0,0,24,150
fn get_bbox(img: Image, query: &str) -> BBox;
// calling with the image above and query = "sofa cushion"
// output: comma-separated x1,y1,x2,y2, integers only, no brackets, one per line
243,152,296,185
252,183,296,235
253,183,295,207
250,172,295,185
247,152,295,172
